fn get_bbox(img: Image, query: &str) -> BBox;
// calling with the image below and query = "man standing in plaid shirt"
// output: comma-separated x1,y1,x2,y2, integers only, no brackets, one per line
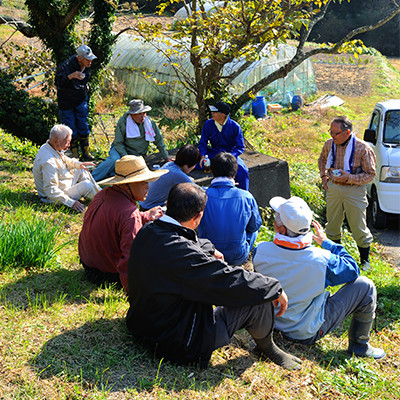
318,116,376,270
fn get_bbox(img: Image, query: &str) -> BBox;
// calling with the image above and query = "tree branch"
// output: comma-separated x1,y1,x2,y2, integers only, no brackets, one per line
0,16,36,38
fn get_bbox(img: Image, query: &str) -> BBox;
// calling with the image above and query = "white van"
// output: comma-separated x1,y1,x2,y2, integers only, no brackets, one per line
363,99,400,228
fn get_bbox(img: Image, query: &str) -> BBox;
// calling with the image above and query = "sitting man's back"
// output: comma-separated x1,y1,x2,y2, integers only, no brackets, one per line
126,182,301,370
253,196,385,359
198,152,261,265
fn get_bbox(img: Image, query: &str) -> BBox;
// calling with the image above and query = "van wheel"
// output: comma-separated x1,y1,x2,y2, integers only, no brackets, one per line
371,190,387,229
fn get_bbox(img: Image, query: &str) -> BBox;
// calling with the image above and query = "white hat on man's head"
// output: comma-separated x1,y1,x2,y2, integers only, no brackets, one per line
76,44,97,60
98,155,168,186
270,196,313,235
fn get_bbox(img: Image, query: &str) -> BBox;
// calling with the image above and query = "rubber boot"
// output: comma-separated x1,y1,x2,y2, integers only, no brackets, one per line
80,136,95,161
254,332,302,370
358,246,371,271
70,138,80,159
347,311,385,359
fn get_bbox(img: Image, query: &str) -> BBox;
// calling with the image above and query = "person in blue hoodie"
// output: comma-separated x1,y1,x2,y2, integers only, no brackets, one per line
253,196,385,359
198,152,261,266
198,101,249,190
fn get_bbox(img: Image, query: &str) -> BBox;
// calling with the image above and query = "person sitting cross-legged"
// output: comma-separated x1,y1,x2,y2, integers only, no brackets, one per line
253,196,385,359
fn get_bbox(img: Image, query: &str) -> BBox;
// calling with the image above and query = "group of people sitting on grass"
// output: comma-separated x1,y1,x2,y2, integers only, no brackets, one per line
32,97,384,371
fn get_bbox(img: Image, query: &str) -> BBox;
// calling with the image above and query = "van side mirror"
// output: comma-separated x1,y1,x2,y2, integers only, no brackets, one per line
364,129,377,145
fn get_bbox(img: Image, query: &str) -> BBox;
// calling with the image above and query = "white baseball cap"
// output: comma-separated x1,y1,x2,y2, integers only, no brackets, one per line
270,196,313,235
76,44,97,60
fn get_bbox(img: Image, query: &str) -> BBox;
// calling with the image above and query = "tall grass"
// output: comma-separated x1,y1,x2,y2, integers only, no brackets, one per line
0,205,69,271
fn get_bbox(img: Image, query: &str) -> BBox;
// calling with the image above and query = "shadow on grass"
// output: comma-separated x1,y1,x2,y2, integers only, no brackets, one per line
30,318,255,394
0,268,104,309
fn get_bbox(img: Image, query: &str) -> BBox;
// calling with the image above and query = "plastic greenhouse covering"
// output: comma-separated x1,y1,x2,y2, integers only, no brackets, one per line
108,33,316,108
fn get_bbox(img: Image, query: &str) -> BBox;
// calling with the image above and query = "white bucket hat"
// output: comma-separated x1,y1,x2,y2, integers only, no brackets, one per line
98,155,168,186
270,196,313,235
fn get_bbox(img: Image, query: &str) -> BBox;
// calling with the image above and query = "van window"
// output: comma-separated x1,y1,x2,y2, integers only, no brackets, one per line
383,110,400,144
370,111,380,132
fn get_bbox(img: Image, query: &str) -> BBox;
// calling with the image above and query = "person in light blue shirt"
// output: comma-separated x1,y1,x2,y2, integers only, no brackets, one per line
198,152,261,266
140,144,201,210
253,196,385,359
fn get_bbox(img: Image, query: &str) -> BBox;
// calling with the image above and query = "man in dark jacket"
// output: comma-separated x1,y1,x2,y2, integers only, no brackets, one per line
126,182,301,370
55,44,97,161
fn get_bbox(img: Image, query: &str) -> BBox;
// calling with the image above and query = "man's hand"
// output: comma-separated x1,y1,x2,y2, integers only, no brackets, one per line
68,71,85,80
312,220,327,246
333,170,350,183
321,175,329,191
72,200,85,213
213,249,225,261
80,162,96,170
148,206,164,221
273,290,288,317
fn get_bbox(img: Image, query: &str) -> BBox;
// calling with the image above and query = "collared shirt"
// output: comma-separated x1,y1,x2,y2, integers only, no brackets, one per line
318,136,376,185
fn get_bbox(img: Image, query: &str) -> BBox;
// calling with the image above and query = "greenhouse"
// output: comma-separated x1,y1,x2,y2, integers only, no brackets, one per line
108,33,316,108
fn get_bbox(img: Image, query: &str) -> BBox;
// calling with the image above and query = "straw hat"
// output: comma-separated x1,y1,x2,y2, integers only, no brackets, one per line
128,99,152,114
98,155,168,186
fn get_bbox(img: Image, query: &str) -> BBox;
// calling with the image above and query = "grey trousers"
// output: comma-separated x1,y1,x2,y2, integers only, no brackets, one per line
294,276,376,345
213,302,274,350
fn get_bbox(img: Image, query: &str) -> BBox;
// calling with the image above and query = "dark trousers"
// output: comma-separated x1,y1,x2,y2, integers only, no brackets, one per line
213,302,274,350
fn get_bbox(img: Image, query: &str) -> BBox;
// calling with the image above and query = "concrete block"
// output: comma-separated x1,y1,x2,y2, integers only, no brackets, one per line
144,150,290,208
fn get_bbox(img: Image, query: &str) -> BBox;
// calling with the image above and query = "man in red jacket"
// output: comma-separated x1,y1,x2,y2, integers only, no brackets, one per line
79,155,167,292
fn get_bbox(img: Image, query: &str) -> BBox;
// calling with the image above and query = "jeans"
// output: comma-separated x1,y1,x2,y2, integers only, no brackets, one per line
292,276,376,345
91,145,121,182
59,98,90,140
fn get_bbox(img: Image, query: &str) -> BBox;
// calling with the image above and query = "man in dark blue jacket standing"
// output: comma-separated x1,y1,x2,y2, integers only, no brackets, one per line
55,44,96,161
126,182,301,370
198,101,249,190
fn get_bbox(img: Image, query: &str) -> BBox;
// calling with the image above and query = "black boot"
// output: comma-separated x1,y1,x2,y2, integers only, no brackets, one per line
80,136,95,161
358,246,371,271
70,138,80,159
254,332,302,370
347,311,385,359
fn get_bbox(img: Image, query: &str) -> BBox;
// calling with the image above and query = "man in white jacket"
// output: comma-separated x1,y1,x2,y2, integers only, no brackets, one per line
33,124,99,212
253,196,385,359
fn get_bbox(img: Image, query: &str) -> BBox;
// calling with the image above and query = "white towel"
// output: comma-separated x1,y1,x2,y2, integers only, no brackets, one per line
126,115,155,142
325,133,356,173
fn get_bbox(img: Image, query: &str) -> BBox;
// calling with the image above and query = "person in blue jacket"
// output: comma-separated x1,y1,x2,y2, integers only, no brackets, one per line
139,144,201,210
198,101,249,190
198,152,261,266
253,196,385,359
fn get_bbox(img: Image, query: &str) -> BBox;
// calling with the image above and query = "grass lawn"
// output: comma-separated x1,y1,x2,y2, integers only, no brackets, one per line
1,48,400,399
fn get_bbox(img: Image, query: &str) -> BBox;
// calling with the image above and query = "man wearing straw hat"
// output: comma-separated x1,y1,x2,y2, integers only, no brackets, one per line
91,99,170,182
78,155,168,292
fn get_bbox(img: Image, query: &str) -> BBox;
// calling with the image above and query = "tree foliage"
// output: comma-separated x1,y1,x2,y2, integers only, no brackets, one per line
136,0,400,130
0,0,117,143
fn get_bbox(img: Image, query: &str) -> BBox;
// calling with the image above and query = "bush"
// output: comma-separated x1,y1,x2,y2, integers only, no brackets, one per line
0,206,69,271
0,72,58,146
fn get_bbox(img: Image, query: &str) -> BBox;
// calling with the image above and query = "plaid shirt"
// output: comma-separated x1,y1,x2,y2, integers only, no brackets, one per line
318,136,376,186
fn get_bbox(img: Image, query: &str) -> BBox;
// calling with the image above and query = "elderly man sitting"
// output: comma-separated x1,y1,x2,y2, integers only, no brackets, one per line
79,155,167,292
91,99,170,182
33,124,99,213
253,196,385,359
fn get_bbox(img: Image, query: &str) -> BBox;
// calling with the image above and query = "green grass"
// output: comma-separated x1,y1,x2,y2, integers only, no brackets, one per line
0,52,400,399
